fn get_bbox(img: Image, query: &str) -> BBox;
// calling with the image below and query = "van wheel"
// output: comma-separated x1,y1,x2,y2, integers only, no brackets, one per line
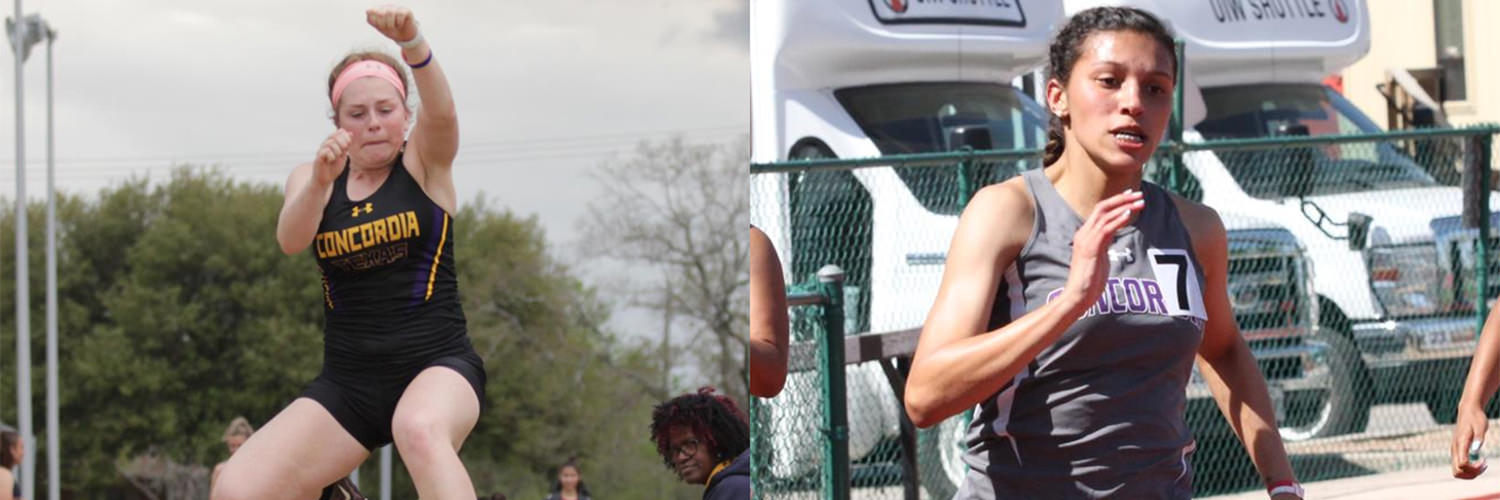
1424,359,1500,423
1279,333,1370,441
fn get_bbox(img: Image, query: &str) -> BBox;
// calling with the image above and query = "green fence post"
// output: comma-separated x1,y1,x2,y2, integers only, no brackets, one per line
1478,133,1494,332
750,391,763,500
817,264,850,500
1169,39,1185,193
957,148,973,208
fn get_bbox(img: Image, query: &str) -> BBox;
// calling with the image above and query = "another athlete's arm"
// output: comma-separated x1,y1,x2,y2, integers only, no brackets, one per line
905,182,1143,428
277,131,349,254
366,6,459,212
1179,197,1299,497
1452,299,1500,478
750,226,790,398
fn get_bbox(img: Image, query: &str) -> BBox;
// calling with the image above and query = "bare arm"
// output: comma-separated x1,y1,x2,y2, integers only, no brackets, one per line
905,183,1144,427
749,226,790,398
366,7,458,211
1452,299,1500,477
276,131,349,254
1180,198,1298,494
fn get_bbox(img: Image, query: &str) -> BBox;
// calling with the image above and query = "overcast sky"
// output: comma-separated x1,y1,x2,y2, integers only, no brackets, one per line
0,0,748,340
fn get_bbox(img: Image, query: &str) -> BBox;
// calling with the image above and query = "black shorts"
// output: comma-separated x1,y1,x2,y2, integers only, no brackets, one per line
301,349,485,449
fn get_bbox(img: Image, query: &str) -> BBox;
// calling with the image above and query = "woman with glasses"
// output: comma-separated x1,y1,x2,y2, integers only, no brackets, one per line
649,387,750,499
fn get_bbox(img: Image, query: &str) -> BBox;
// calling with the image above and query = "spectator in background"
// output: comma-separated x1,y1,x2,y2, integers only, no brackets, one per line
0,429,23,498
650,387,749,500
543,458,592,500
0,430,23,500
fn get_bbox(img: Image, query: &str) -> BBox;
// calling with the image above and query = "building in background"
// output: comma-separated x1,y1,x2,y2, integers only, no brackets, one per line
1343,0,1498,129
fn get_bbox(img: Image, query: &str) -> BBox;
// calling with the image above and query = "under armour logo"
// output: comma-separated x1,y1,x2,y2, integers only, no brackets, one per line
1108,247,1134,263
351,202,373,218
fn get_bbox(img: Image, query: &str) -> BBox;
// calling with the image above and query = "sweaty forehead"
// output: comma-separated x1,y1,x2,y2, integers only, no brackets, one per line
1077,30,1174,73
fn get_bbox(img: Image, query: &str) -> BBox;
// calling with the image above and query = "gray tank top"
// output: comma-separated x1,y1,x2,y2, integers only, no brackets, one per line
955,167,1207,499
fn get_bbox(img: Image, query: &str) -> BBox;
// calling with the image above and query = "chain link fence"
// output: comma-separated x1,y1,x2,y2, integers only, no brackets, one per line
750,126,1500,498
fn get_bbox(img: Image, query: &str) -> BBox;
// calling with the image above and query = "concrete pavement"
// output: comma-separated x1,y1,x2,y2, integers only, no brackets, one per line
1202,465,1500,499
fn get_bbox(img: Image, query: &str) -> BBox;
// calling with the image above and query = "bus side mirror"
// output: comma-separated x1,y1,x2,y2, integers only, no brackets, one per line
1348,212,1372,250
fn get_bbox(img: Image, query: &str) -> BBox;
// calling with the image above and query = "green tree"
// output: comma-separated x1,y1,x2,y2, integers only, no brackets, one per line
367,198,697,499
579,136,751,403
0,170,327,493
0,167,698,499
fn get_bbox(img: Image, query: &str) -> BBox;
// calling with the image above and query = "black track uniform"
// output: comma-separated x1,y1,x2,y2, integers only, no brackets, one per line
300,150,485,449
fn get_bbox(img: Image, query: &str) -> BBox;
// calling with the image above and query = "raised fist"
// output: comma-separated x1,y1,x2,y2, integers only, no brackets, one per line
313,129,352,186
366,6,419,45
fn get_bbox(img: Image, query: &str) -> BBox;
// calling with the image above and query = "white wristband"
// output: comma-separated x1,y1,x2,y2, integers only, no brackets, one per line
1268,484,1303,498
397,29,424,49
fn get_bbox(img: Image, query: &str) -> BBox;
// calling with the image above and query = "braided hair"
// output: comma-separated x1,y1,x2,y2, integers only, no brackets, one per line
1043,7,1177,166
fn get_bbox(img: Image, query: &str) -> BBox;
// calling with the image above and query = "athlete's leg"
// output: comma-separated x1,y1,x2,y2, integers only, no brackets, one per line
391,366,481,500
211,398,370,500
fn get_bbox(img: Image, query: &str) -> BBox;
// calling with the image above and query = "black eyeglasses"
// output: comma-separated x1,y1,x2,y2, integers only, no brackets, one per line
670,438,701,459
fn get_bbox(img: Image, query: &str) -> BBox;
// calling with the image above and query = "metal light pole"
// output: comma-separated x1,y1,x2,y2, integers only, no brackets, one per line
40,19,56,500
380,444,392,500
5,9,44,500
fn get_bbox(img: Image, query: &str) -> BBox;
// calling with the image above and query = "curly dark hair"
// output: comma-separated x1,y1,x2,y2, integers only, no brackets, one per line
649,386,749,468
1043,6,1177,166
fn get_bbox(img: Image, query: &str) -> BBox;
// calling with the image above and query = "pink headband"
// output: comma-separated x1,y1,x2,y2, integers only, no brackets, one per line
330,60,406,108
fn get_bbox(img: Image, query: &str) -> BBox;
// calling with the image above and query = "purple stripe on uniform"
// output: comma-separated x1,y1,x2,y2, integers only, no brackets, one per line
411,204,445,305
326,278,337,309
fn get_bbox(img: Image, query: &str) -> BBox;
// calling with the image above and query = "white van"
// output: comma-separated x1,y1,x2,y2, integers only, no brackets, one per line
751,0,1331,496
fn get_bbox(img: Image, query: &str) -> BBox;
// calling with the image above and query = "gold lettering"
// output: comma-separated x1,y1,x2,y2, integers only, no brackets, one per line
373,219,389,244
316,233,330,259
390,214,406,239
355,222,370,249
313,210,426,261
349,225,364,250
335,228,353,255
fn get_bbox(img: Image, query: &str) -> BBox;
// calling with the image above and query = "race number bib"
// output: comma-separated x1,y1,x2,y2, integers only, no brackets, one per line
1147,248,1207,320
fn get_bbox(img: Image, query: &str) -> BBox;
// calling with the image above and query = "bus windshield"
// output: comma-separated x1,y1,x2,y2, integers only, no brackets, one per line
835,82,1048,214
836,82,1048,155
1195,84,1439,199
